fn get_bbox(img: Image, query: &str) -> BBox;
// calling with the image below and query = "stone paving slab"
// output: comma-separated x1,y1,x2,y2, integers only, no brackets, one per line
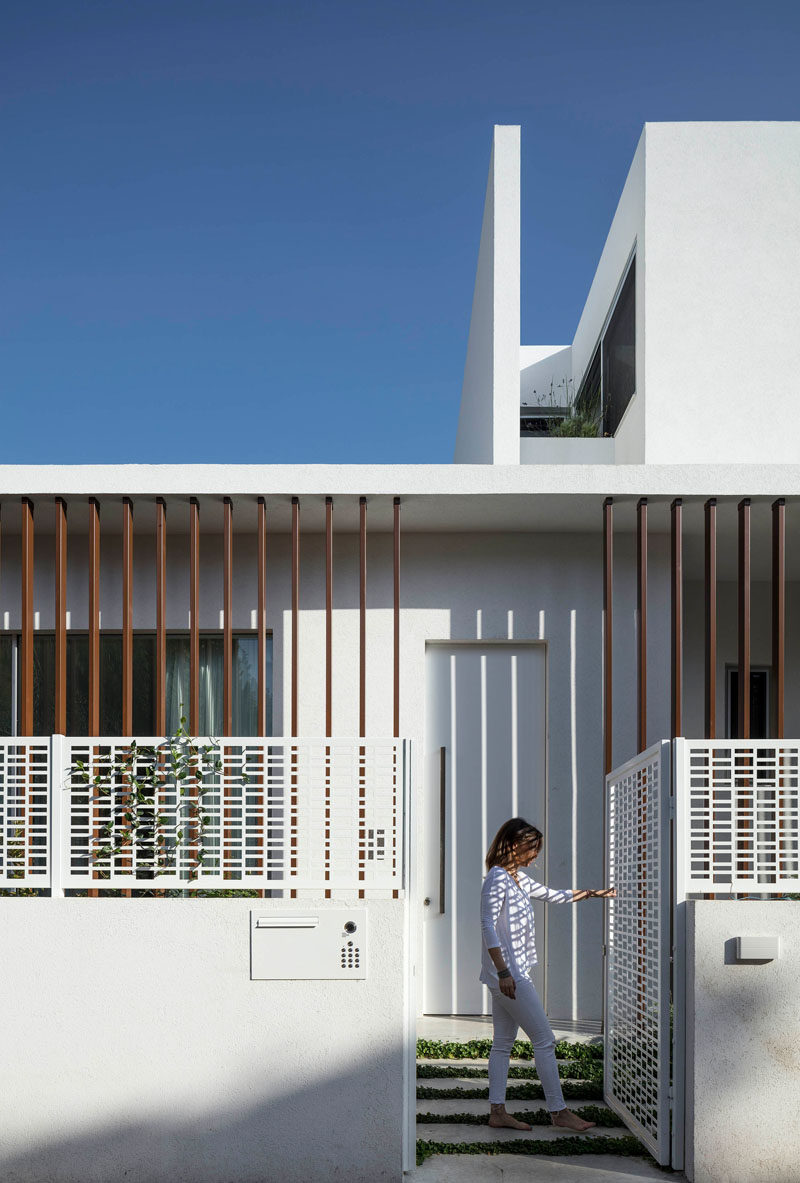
419,1076,598,1092
415,1151,681,1181
418,1057,588,1069
417,1097,613,1116
416,1123,630,1144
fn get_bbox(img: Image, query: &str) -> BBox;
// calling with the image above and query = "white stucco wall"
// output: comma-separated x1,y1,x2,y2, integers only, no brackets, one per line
0,898,408,1183
685,901,800,1183
644,123,800,465
455,126,520,465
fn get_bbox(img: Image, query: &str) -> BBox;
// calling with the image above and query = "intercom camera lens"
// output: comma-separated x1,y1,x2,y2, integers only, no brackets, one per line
344,921,357,934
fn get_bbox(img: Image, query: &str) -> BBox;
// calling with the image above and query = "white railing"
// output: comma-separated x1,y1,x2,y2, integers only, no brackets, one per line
0,739,51,887
675,738,800,896
1,736,408,895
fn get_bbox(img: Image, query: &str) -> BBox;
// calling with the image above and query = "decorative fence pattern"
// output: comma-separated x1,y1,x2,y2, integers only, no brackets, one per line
675,739,800,895
605,740,672,1165
1,736,407,894
0,740,51,886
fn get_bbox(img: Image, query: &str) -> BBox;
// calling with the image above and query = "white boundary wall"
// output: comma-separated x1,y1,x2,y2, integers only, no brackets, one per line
685,901,800,1183
0,898,408,1183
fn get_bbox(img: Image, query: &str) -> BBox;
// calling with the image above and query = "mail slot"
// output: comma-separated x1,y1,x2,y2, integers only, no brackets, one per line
250,908,367,980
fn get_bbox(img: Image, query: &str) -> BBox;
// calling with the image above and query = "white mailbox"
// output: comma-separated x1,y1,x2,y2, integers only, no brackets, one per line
736,935,780,961
250,909,367,980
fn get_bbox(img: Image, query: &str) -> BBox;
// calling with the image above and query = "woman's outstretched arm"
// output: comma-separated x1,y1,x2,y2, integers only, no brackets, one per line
570,887,616,901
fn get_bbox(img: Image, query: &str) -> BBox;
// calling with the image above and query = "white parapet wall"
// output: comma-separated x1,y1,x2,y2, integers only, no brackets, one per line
0,898,408,1183
685,900,800,1183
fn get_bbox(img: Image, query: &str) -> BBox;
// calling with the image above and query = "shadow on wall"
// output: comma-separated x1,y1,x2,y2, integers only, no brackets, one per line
0,1051,404,1183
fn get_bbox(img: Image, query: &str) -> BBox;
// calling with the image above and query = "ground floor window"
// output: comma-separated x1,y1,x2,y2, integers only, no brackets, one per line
726,665,770,739
0,632,272,738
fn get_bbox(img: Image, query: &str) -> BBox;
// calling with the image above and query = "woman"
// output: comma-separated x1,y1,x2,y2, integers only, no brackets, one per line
480,817,615,1132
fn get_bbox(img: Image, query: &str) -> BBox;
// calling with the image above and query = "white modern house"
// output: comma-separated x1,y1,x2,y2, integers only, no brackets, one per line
1,122,799,1183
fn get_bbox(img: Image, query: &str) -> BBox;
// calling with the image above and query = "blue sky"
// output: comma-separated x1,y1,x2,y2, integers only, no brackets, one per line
3,0,800,464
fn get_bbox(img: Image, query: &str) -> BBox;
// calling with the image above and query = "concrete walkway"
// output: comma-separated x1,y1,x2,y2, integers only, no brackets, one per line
414,1152,679,1180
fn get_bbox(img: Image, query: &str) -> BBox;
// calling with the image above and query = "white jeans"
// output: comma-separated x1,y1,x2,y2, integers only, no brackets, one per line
488,978,566,1111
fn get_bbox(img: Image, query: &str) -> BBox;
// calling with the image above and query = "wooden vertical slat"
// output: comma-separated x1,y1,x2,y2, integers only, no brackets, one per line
636,498,647,753
189,498,200,735
223,497,233,737
155,498,166,735
358,497,367,900
256,497,267,898
704,499,717,739
122,498,133,735
324,496,333,894
87,498,100,897
772,498,785,739
671,499,683,740
55,498,67,736
602,498,613,776
325,497,333,737
20,499,34,737
291,497,299,737
359,497,367,738
393,497,400,739
290,497,299,899
257,497,267,737
88,498,100,737
738,499,751,739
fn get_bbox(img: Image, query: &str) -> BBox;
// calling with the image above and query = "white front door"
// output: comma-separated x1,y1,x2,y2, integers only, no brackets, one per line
422,642,547,1015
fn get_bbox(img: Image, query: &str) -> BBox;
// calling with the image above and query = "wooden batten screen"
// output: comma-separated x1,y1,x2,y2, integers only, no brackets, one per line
772,499,786,739
223,497,233,737
738,499,751,740
603,498,614,777
155,498,167,735
325,497,333,737
55,498,68,736
671,499,683,740
257,498,267,737
189,498,200,734
20,499,34,737
636,499,647,753
291,498,299,737
393,497,400,739
122,498,134,735
88,499,100,737
704,499,717,739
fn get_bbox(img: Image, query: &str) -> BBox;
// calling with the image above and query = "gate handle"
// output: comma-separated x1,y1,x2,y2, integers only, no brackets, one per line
439,746,446,914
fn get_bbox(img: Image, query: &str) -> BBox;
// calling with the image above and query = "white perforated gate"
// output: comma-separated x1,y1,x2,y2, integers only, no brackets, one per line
604,741,673,1166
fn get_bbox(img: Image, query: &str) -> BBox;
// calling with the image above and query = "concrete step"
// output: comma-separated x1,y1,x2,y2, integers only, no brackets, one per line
414,1151,677,1181
416,1123,631,1144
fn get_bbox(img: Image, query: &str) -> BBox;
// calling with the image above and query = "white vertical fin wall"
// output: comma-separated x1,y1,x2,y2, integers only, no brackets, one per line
455,125,520,464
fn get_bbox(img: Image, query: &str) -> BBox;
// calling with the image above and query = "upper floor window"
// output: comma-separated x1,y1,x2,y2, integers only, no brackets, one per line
577,256,636,437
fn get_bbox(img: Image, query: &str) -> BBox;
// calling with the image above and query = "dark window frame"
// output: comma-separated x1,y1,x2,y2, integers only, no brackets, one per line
575,251,637,438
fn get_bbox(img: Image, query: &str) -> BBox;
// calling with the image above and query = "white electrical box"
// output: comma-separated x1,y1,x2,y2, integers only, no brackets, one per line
250,909,367,980
736,935,780,961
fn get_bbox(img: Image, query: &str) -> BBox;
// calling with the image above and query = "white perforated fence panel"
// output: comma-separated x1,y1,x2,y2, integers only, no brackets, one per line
605,741,672,1166
56,736,406,893
0,740,50,887
676,739,800,895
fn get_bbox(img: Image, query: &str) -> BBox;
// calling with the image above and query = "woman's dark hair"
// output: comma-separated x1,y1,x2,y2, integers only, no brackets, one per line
485,818,543,872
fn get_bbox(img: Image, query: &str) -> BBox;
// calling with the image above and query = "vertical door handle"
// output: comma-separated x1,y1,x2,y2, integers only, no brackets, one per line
439,746,446,914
